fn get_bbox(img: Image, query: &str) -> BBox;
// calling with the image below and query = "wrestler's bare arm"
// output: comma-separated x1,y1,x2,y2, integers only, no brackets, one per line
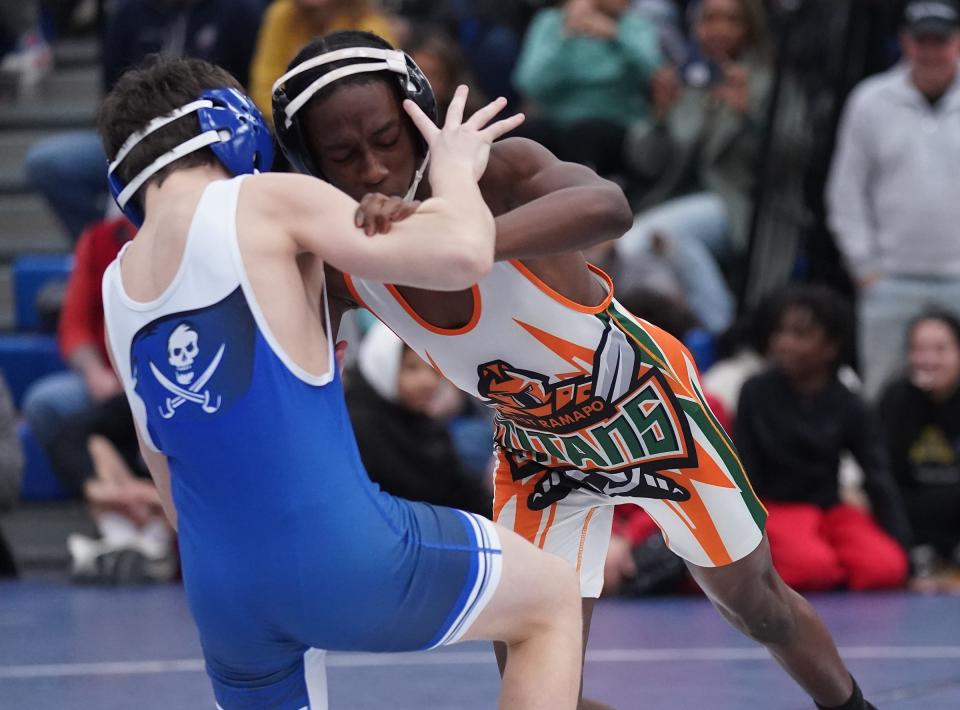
254,90,523,292
103,328,177,530
135,429,177,531
353,138,632,260
484,138,633,260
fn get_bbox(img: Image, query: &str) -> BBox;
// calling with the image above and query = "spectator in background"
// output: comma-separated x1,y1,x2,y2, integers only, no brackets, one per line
102,0,263,91
387,0,536,110
876,312,960,591
56,395,177,584
249,0,396,122
701,308,772,420
633,0,690,64
0,0,51,94
21,217,132,480
827,0,960,399
734,285,910,591
24,0,265,241
512,0,662,176
616,0,781,335
347,323,492,517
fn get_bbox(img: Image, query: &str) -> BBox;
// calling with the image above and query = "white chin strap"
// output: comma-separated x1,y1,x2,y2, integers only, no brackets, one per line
403,151,429,202
109,99,222,211
273,47,411,129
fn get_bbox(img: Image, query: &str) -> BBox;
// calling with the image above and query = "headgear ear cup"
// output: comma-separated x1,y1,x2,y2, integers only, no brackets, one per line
108,87,274,226
272,44,437,179
199,88,274,176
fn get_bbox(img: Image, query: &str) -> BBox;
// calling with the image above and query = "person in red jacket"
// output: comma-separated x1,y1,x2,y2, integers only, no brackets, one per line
24,216,177,582
21,216,133,463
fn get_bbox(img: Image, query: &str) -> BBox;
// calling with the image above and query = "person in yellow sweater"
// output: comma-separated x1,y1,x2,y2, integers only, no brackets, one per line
250,0,396,121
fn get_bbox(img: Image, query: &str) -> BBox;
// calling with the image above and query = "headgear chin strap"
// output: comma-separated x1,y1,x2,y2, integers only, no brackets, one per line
404,152,429,202
272,44,437,199
107,88,274,226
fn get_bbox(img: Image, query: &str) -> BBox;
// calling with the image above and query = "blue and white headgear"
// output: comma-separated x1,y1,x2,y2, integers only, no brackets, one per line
271,45,436,201
107,88,274,226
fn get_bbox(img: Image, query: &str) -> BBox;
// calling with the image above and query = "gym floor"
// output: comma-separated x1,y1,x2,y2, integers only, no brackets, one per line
1,582,958,709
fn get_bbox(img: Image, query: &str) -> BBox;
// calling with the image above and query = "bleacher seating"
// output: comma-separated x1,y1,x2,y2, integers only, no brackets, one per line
1,38,100,513
12,253,73,331
0,333,65,408
18,421,67,500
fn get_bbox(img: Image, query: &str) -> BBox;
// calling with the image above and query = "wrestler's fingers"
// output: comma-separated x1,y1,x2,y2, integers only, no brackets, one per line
443,84,469,128
403,99,439,142
480,112,526,142
464,96,509,131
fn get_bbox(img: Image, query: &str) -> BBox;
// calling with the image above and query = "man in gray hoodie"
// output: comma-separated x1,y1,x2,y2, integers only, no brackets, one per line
827,0,960,399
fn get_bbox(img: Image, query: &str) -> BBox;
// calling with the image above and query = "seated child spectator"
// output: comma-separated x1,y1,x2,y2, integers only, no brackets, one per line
734,285,910,591
876,311,960,591
346,322,492,517
55,395,177,584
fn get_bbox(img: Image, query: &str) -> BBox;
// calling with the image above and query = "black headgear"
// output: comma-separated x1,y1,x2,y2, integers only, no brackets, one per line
272,44,437,177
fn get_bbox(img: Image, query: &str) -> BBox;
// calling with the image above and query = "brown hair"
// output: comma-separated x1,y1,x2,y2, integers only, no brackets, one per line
97,55,244,209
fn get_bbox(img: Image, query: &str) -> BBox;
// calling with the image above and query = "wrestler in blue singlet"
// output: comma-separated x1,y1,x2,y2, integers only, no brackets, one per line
102,177,502,709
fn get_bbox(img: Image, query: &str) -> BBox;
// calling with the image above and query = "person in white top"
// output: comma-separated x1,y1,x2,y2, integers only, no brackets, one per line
97,55,582,710
827,0,960,399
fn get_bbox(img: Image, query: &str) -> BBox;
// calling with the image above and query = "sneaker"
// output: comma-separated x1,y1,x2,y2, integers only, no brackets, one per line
140,550,179,583
67,533,103,581
95,546,150,585
69,529,179,585
132,529,179,582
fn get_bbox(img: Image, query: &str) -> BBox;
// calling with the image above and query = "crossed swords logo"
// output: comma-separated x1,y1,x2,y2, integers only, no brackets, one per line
149,343,225,419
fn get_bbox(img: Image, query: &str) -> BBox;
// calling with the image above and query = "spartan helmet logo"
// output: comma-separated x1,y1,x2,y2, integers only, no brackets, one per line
168,323,199,385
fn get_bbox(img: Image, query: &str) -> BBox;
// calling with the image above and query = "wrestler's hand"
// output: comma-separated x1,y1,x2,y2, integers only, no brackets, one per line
404,84,525,181
354,193,421,236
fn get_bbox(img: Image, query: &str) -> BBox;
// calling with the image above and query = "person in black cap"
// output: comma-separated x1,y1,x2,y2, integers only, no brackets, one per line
905,0,960,36
904,0,960,97
828,0,960,400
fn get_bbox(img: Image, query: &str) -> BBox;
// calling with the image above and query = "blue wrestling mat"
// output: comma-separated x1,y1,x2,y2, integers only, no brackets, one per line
0,582,958,709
